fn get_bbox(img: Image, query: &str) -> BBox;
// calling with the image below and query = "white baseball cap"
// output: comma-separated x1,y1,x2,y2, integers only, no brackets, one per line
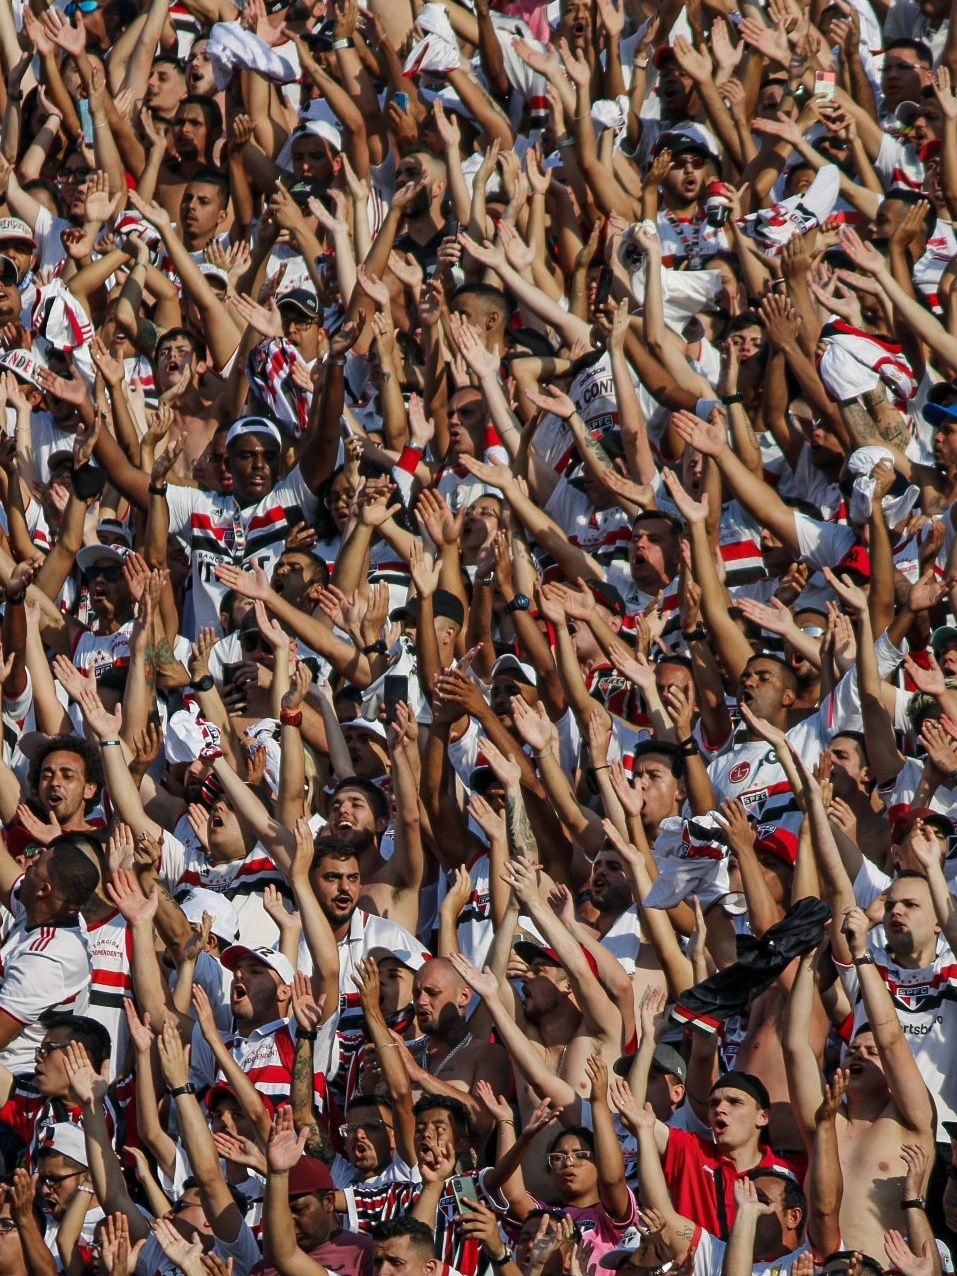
221,944,295,986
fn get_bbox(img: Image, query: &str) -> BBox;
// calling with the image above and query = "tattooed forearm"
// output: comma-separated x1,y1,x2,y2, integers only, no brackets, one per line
505,785,539,863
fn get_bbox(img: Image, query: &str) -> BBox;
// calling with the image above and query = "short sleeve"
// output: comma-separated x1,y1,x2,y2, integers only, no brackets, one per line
793,512,857,570
164,484,201,539
0,943,73,1024
158,832,189,892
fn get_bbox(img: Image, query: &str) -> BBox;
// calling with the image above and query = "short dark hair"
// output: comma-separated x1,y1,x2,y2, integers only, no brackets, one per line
451,282,513,323
39,1011,112,1071
631,739,685,779
744,652,799,694
330,776,390,825
412,1095,473,1142
311,835,360,874
348,1092,394,1114
29,736,103,809
371,1217,437,1259
547,1124,594,1157
750,1171,807,1230
156,326,206,362
186,167,230,209
153,54,186,74
884,37,934,67
46,842,101,912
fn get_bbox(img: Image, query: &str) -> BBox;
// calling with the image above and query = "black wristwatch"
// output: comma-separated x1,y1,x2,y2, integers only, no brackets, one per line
901,1197,926,1211
682,624,706,642
852,952,875,967
505,593,530,614
167,1083,196,1098
362,640,387,656
190,675,215,693
296,1027,318,1042
148,482,168,497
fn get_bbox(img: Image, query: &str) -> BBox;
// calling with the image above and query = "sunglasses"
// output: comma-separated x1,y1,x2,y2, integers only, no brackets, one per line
84,564,124,583
66,0,99,12
0,1219,15,1233
669,154,707,171
339,1119,389,1137
0,257,19,288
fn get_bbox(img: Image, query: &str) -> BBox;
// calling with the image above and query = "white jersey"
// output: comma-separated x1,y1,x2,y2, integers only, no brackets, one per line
836,935,957,1125
0,878,91,1072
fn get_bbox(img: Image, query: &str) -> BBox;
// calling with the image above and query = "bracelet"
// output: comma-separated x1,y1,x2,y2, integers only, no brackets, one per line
327,354,347,367
556,137,576,149
477,572,495,586
100,740,123,748
280,709,304,728
296,1027,318,1042
167,1083,196,1098
534,747,555,760
362,640,387,656
148,482,168,497
678,736,699,758
901,1197,926,1211
76,1185,96,1195
331,37,355,49
2,590,24,605
591,764,611,772
720,393,743,406
377,1041,399,1052
681,624,706,642
499,1119,515,1126
633,58,649,69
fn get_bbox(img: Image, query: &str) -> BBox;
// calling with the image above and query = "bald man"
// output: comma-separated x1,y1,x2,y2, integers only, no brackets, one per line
401,958,511,1132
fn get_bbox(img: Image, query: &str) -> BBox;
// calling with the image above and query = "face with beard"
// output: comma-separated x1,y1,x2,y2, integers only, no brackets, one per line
588,849,633,916
412,958,470,1037
520,961,569,1023
310,850,362,930
395,153,436,220
882,876,940,960
327,787,387,854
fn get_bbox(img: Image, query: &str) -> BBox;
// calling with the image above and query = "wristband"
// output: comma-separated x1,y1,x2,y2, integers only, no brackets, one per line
633,57,649,68
720,393,743,406
556,137,576,149
3,590,24,605
167,1083,196,1098
280,709,304,728
362,640,387,656
149,482,168,497
394,444,423,476
852,952,875,967
901,1197,926,1211
327,354,347,367
681,624,707,642
190,675,215,693
678,736,699,758
331,37,355,49
100,739,123,748
296,1027,318,1042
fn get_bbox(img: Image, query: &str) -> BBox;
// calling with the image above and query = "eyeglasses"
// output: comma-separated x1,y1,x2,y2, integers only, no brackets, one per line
35,1041,71,1060
38,1170,86,1187
282,314,320,331
339,1118,389,1137
84,564,124,583
0,1219,15,1234
882,59,919,73
58,169,92,186
546,1150,593,1168
0,256,19,288
669,154,706,171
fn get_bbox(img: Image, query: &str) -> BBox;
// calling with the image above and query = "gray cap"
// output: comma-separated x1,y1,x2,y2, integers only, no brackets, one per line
612,1043,686,1083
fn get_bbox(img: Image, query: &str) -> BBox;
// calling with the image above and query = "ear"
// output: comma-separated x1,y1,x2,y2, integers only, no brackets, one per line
756,1108,770,1128
781,686,796,709
375,815,389,836
331,155,344,178
609,615,623,634
83,782,98,803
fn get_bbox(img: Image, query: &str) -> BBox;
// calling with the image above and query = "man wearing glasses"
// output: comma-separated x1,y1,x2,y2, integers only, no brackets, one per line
35,1122,102,1259
647,130,727,270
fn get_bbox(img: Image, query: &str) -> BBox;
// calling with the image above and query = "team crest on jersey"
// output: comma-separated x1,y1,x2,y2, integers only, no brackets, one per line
729,761,751,783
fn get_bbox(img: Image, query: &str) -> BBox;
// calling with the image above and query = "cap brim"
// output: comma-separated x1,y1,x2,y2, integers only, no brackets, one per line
923,401,957,428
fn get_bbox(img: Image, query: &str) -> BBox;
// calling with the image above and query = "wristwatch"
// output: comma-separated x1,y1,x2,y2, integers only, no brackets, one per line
901,1197,927,1211
852,952,875,967
190,675,215,693
505,593,531,614
167,1083,196,1098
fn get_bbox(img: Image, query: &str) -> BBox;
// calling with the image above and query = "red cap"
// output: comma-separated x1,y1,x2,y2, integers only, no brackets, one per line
836,545,871,580
891,806,953,843
652,45,676,67
287,1155,335,1196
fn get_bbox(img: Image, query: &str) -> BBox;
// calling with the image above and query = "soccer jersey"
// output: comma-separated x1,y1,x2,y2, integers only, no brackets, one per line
86,909,134,1079
0,877,91,1072
165,466,319,636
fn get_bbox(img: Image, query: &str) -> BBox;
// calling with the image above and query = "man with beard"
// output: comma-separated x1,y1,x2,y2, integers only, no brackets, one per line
0,735,104,854
152,98,223,223
308,837,428,1027
323,777,422,927
822,733,890,869
582,844,641,974
261,1143,373,1276
648,132,728,270
396,957,509,1130
391,152,453,273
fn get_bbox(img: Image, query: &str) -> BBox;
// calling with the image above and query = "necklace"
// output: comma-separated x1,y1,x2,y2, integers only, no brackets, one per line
428,1031,473,1077
663,209,705,269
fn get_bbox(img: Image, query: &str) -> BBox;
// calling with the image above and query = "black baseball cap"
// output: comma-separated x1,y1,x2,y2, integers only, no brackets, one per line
277,288,321,318
390,590,465,627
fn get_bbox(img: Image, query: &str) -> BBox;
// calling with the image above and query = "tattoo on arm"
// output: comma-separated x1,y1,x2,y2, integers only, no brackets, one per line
504,786,539,862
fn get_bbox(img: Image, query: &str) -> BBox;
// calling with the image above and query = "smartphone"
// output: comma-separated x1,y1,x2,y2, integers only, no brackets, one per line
383,673,408,726
394,91,410,112
79,98,94,146
451,1174,480,1213
814,71,836,101
222,662,243,688
342,417,356,438
594,265,614,309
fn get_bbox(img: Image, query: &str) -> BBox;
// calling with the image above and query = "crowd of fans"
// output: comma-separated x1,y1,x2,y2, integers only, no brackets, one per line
5,1,957,1276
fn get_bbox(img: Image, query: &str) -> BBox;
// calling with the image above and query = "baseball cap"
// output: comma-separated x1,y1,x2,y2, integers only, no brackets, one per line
653,124,719,160
711,1070,770,1110
95,517,134,548
205,1080,276,1116
180,886,240,945
896,100,926,128
198,262,229,289
932,625,957,656
288,179,326,209
835,544,870,581
367,944,428,971
221,944,295,986
75,544,134,575
514,939,562,967
278,288,321,318
0,347,44,387
586,578,626,618
612,1043,687,1083
922,381,957,428
891,806,954,843
490,653,537,687
292,118,342,153
287,1155,335,1196
651,45,677,67
341,718,388,741
390,590,465,627
0,218,36,247
225,417,283,450
39,1123,88,1167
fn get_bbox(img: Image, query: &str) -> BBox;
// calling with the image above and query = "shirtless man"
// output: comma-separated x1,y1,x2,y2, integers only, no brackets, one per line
398,957,511,1134
448,779,624,1197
